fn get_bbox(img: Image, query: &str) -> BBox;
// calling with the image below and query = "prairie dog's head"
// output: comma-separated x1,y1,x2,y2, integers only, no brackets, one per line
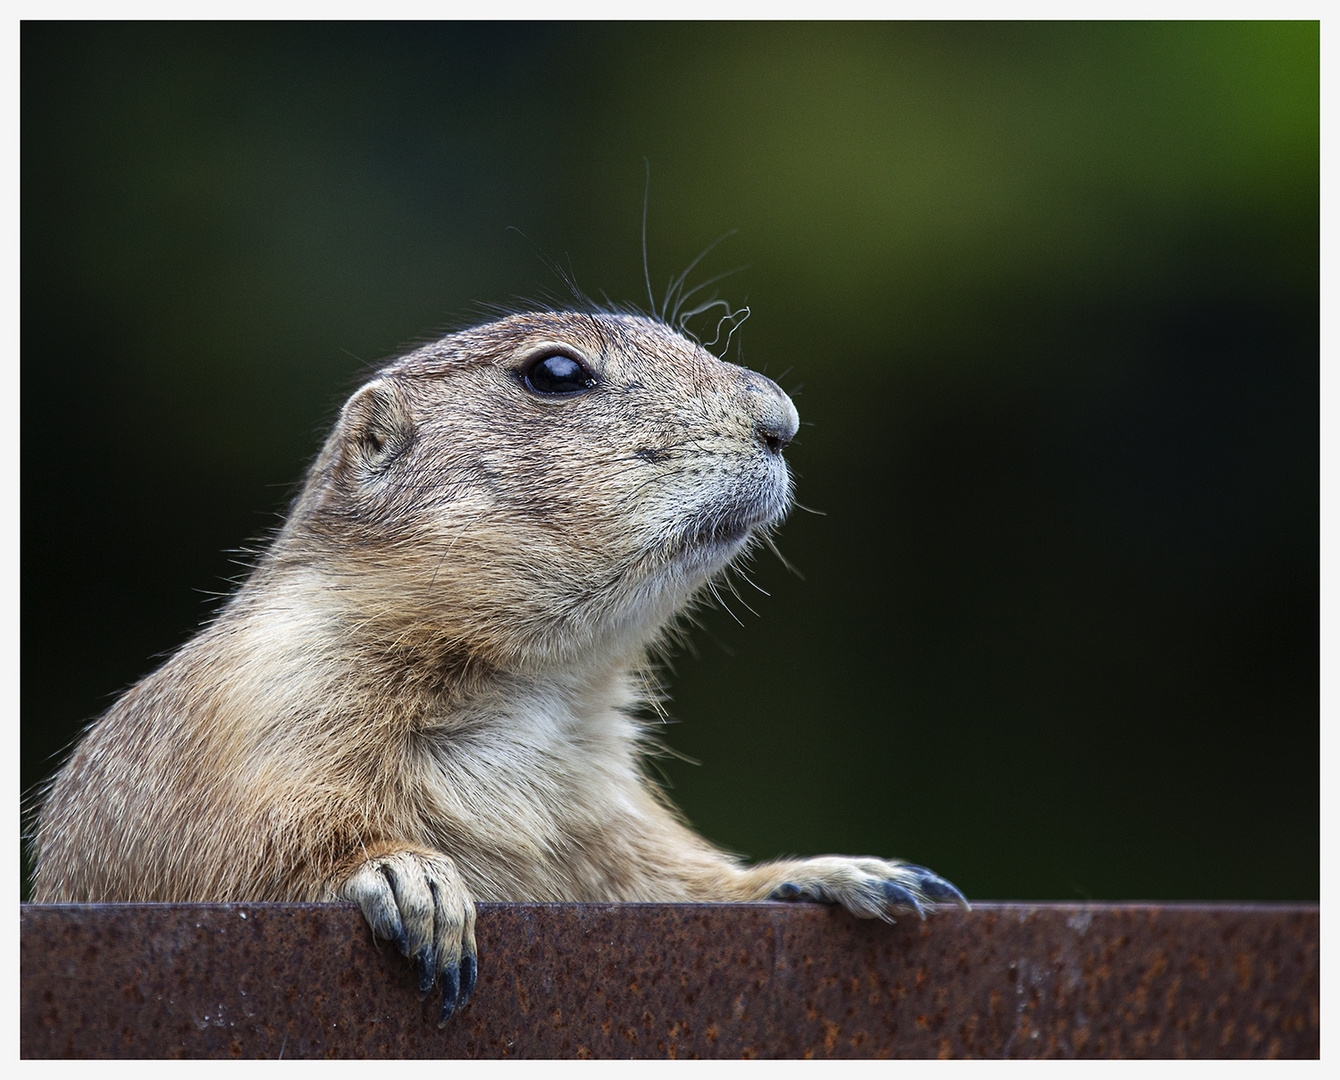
279,311,799,670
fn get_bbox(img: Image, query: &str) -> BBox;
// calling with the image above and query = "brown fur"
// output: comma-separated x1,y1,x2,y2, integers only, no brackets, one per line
31,310,965,1021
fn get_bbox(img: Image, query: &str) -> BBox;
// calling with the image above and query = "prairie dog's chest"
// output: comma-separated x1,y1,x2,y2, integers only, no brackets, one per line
413,681,648,840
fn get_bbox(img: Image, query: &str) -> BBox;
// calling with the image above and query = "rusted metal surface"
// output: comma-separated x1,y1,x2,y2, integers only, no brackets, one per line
20,901,1317,1059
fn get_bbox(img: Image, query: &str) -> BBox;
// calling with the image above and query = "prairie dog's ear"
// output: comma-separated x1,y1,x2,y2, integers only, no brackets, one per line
337,378,414,477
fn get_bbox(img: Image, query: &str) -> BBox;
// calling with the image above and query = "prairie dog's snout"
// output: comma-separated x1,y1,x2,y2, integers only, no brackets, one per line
737,369,799,454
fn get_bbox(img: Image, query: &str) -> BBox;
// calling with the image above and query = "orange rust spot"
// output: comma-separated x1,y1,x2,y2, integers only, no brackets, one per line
1163,973,1183,1014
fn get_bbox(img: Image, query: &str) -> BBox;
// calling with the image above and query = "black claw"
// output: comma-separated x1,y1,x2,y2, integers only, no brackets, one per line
459,954,478,1011
438,962,461,1026
882,881,927,919
416,949,436,995
394,929,410,957
915,870,970,908
770,882,803,900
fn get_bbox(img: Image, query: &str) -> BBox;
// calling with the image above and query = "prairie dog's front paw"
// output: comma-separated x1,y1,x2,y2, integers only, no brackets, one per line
761,858,969,921
339,849,478,1026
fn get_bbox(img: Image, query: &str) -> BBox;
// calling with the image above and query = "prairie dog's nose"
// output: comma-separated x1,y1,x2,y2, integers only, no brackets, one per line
742,372,800,455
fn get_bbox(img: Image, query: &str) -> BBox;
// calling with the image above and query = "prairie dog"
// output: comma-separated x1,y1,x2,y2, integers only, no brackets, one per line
31,309,966,1025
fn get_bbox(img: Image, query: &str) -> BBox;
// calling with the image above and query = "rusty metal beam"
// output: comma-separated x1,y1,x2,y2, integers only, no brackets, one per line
20,901,1317,1058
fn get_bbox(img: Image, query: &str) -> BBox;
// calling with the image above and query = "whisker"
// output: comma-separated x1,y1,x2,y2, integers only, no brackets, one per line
679,297,730,335
705,578,745,628
721,572,760,619
663,231,739,323
670,265,748,327
722,306,751,355
641,160,655,315
733,565,771,597
762,533,804,579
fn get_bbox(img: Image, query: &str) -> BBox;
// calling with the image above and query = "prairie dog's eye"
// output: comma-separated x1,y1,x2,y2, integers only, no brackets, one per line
522,352,597,396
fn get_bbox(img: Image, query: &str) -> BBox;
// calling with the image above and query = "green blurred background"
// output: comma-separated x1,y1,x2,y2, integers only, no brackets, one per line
21,22,1317,902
